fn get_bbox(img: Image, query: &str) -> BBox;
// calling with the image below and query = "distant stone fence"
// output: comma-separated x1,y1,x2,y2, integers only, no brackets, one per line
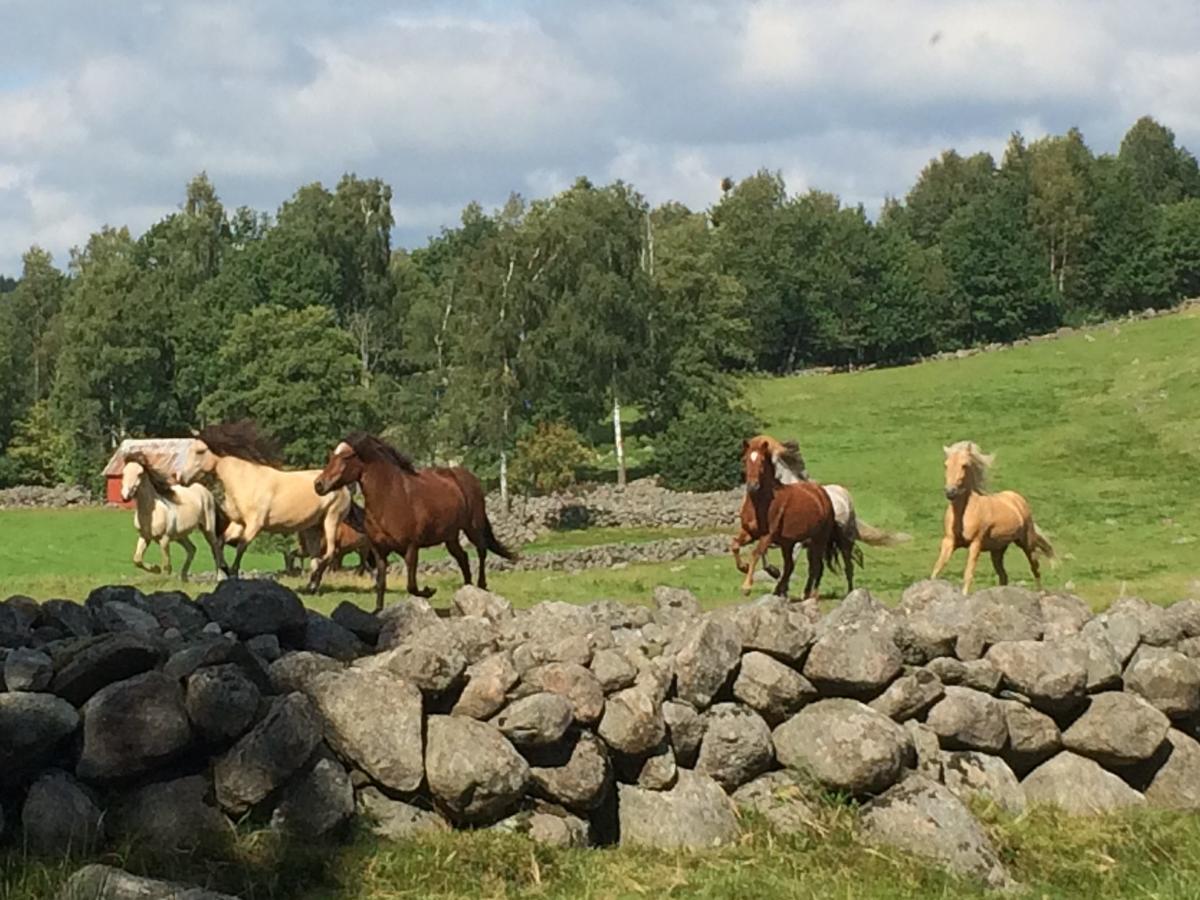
0,484,94,509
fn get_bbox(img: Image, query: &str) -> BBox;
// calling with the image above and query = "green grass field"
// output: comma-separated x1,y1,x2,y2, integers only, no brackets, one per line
2,307,1197,612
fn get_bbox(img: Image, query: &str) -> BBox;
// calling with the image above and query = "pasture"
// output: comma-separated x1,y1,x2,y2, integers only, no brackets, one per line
2,306,1197,612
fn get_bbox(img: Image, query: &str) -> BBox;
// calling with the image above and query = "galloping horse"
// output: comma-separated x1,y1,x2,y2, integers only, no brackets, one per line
177,421,352,593
120,451,228,582
732,434,911,592
314,432,517,612
734,437,841,599
290,502,380,576
931,440,1055,594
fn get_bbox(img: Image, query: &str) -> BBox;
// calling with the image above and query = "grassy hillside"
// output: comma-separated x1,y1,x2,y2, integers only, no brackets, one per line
0,308,1196,610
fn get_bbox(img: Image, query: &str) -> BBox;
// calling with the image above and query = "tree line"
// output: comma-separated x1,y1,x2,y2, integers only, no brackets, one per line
1,115,1198,495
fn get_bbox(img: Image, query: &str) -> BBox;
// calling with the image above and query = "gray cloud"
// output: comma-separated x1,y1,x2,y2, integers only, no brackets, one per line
1,0,1198,274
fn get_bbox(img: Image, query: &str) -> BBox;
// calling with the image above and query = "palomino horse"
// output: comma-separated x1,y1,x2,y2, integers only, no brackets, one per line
735,437,841,598
314,432,517,612
120,451,228,582
931,440,1055,594
177,421,352,593
732,434,911,592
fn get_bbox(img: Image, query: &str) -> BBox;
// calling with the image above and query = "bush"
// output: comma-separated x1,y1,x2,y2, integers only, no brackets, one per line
510,421,592,495
655,401,763,492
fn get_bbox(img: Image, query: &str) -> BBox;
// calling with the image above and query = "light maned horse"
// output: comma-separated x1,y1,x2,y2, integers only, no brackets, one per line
735,437,841,599
731,434,910,592
178,421,352,593
931,441,1055,594
120,451,227,582
314,433,518,612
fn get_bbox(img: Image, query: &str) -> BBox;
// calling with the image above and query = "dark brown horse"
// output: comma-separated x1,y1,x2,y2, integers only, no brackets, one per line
733,437,841,599
314,433,517,611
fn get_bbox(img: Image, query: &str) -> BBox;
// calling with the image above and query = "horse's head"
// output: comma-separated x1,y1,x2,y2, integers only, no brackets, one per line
742,438,777,495
178,438,216,485
119,460,144,501
315,440,363,495
943,441,992,500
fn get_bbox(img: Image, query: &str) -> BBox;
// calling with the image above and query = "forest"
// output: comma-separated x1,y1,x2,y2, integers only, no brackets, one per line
1,115,1198,494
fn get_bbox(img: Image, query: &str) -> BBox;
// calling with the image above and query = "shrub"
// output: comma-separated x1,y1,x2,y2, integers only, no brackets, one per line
655,401,763,492
510,421,592,495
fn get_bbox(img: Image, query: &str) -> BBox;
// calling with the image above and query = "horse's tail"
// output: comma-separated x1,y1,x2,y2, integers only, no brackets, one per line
824,518,844,573
484,516,519,561
856,520,913,547
1033,524,1058,565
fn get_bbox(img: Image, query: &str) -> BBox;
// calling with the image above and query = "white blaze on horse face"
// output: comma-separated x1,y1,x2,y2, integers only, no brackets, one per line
749,451,759,463
120,462,143,501
334,441,352,457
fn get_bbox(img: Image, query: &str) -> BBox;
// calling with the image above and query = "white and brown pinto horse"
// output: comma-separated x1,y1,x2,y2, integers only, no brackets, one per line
177,421,352,592
120,450,228,581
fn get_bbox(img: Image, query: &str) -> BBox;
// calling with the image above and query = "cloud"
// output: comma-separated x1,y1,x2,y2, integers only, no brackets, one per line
0,0,1198,275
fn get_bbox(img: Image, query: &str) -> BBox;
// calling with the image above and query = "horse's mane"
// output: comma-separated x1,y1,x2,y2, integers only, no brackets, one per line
123,450,178,500
197,420,283,466
345,432,417,474
749,434,809,484
945,440,995,488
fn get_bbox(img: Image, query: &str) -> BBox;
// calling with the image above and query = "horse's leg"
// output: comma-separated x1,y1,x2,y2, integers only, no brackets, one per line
446,536,472,586
229,519,262,578
159,535,173,576
204,526,227,576
775,541,797,598
373,550,389,613
178,535,197,582
990,547,1009,586
731,530,750,574
962,539,983,595
805,539,825,600
842,536,855,593
1021,541,1043,590
404,544,436,599
475,540,489,590
930,536,955,580
741,533,773,595
133,536,149,572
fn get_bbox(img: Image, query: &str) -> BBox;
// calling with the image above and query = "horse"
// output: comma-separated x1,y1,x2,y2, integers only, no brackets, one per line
177,421,353,593
734,437,841,599
313,432,518,612
120,451,228,582
731,434,911,592
288,502,380,576
931,440,1056,594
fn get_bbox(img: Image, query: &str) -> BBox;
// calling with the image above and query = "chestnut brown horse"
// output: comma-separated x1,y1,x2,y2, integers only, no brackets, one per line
314,433,517,611
733,437,841,599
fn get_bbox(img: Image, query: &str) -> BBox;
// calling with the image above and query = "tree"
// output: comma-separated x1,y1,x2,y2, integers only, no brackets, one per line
1118,116,1200,206
4,400,73,486
510,421,592,495
1027,129,1094,298
894,150,995,247
3,247,66,410
1160,199,1200,301
865,220,956,362
200,305,370,466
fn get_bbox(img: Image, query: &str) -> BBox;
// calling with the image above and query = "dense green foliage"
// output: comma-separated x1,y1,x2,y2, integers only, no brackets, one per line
656,402,764,492
0,118,1197,487
509,421,593,495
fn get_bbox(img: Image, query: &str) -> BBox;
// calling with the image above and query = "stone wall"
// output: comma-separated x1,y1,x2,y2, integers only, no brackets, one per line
0,483,94,509
4,580,1200,895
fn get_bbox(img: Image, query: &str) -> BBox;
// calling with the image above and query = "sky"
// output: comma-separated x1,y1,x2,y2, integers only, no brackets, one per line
1,0,1198,276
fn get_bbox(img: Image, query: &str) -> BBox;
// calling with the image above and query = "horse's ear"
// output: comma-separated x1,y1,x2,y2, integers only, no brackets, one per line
741,438,749,453
783,439,799,452
943,444,951,457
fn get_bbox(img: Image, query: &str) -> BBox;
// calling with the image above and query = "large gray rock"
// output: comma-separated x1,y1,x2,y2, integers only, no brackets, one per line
905,720,943,780
773,698,911,795
1143,729,1200,811
307,668,424,793
369,641,466,695
527,730,612,812
494,692,574,747
1124,646,1200,718
1067,627,1123,692
926,686,1008,753
357,787,449,839
519,662,605,725
376,597,440,649
731,770,820,834
617,769,739,849
268,650,344,695
1088,612,1142,667
942,751,1026,815
1039,593,1094,640
107,775,229,851
926,657,1002,694
1063,692,1170,767
590,648,637,694
1107,596,1182,647
185,665,261,744
803,591,902,698
662,700,705,767
869,669,944,722
0,691,79,775
1165,599,1200,640
652,585,701,627
54,865,241,900
452,651,519,719
271,756,355,837
526,810,591,848
673,618,741,708
730,595,814,664
861,776,1011,889
1000,700,1062,776
425,715,530,823
5,647,53,691
696,703,774,791
214,692,322,814
302,610,367,662
50,633,162,705
93,600,160,637
1022,752,1146,815
899,582,1042,661
453,585,514,622
22,770,104,855
331,600,382,645
732,650,817,725
39,599,95,639
77,671,193,781
143,591,209,636
199,579,306,637
984,639,1088,714
597,687,665,755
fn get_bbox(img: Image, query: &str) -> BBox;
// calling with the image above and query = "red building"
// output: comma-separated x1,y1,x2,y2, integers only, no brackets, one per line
101,438,195,508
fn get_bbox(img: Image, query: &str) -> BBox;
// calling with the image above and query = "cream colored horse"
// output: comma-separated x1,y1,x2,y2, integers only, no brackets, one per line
177,422,352,593
120,454,226,581
931,441,1055,594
